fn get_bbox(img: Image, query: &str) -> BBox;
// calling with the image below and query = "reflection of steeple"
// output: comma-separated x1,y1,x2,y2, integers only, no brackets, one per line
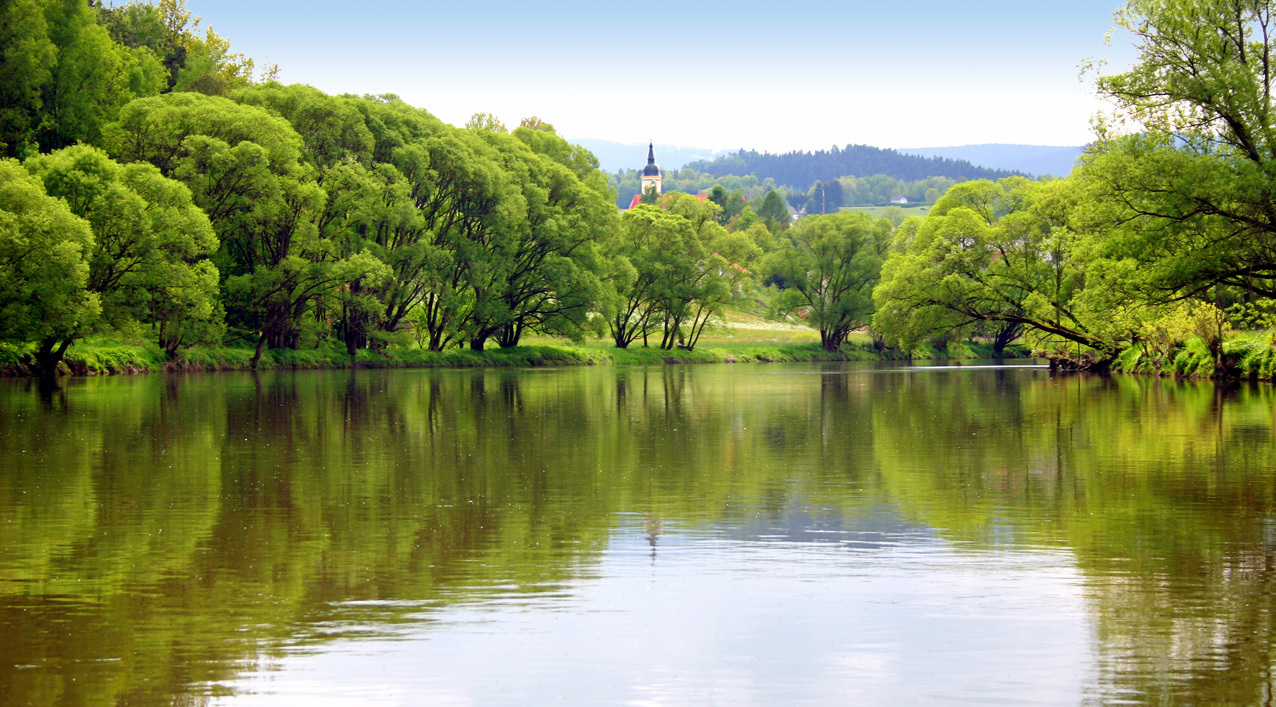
644,515,663,564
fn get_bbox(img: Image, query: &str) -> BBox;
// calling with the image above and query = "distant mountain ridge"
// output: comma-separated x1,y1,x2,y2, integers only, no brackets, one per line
897,144,1087,178
569,138,1089,184
683,146,1015,189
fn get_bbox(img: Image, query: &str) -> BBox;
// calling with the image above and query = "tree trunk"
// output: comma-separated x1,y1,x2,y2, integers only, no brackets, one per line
819,329,841,352
251,332,268,369
992,322,1023,356
34,338,71,377
496,321,522,349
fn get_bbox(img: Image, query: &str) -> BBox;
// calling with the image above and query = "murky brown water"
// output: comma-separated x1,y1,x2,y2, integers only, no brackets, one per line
2,363,1274,705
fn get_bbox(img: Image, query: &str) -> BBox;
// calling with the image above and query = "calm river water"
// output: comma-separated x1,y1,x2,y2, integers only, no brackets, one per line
1,362,1274,705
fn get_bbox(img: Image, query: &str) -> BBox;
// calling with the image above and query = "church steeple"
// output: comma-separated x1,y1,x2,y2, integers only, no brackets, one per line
640,142,662,195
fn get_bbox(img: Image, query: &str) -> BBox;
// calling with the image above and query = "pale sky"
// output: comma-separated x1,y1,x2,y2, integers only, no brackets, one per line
191,1,1137,152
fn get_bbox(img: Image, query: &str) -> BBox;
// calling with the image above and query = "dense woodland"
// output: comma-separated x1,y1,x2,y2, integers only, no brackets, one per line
3,0,1276,379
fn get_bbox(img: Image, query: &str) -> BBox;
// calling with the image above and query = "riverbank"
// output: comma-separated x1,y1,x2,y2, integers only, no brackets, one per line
0,337,1028,377
1112,331,1276,382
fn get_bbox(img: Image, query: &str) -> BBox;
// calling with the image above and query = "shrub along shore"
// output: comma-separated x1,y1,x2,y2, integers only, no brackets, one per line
0,338,1028,377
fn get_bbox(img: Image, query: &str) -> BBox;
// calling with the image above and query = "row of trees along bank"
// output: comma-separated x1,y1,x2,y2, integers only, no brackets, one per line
1,0,888,375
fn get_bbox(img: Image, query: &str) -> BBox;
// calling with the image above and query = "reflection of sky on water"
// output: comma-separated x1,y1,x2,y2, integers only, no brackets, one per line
213,514,1092,705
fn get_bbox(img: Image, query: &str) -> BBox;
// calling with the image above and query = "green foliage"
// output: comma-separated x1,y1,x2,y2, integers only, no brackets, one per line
1171,336,1216,378
38,0,162,151
1075,0,1276,363
755,189,790,232
465,112,506,133
103,91,388,360
598,197,759,352
0,0,170,157
0,0,58,157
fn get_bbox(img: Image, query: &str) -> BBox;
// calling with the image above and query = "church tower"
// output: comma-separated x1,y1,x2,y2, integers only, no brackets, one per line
640,142,662,195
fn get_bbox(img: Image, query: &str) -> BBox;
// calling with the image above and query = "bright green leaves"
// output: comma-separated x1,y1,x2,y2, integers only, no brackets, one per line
0,0,57,158
104,91,353,356
105,92,304,176
1100,0,1276,158
235,84,374,170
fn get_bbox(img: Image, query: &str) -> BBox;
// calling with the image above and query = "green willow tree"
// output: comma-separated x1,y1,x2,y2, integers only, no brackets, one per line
0,159,98,373
394,124,518,351
601,205,688,348
24,144,222,356
872,177,1145,364
765,211,891,351
0,0,57,157
38,0,167,152
0,0,165,158
1085,0,1276,302
488,125,615,348
656,193,760,350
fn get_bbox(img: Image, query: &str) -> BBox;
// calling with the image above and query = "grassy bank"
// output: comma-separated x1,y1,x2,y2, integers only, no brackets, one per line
0,334,1029,377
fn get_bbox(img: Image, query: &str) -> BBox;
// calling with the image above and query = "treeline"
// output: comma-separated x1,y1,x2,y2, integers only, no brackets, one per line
0,75,624,372
791,175,958,214
609,167,957,213
685,145,1016,189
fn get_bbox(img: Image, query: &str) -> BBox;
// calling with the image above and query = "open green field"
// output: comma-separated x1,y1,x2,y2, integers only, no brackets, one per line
839,205,932,219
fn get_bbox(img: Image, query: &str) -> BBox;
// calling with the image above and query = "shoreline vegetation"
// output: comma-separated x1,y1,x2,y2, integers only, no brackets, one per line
10,331,1276,383
0,333,1031,378
12,332,1276,383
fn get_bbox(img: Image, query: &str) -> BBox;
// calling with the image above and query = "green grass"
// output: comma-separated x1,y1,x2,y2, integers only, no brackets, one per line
2,316,1032,378
0,337,168,376
839,205,932,219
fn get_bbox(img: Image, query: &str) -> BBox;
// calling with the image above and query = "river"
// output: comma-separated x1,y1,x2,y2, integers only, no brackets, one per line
1,362,1273,705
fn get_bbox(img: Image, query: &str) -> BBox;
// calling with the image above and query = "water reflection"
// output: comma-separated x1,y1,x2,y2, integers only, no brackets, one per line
0,364,1273,704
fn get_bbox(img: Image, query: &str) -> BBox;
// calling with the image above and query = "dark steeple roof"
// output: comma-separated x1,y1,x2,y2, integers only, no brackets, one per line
641,142,661,177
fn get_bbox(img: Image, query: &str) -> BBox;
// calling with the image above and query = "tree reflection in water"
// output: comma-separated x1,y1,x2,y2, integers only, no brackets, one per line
0,365,1272,704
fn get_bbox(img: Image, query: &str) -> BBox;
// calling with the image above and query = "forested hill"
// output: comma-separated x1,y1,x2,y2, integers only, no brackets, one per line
684,145,1017,188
